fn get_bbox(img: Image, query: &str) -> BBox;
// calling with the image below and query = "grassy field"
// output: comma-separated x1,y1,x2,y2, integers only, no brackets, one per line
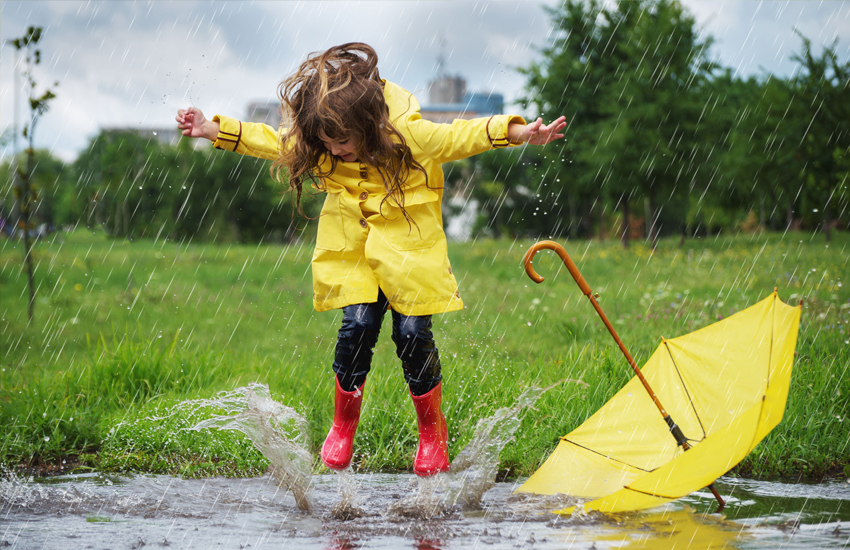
1,229,848,480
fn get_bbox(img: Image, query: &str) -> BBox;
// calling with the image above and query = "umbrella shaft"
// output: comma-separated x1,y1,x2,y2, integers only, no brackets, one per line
587,294,670,418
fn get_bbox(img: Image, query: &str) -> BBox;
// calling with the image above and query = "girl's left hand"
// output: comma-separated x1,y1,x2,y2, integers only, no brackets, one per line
510,116,567,145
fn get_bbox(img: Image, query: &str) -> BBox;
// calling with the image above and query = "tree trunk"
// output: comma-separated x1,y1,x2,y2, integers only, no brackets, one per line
22,150,36,322
95,189,105,228
597,205,605,241
114,200,121,236
770,195,777,231
579,200,593,240
824,175,833,243
646,191,660,251
123,199,130,237
786,195,794,230
620,196,630,249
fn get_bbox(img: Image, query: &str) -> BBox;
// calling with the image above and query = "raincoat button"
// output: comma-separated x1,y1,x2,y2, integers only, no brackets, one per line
359,170,368,179
359,218,368,228
359,192,368,201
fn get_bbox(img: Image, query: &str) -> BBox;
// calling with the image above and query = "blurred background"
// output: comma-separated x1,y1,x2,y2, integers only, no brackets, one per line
0,0,848,245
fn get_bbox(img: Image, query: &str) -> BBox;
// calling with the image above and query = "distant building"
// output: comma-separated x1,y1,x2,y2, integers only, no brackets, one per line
420,76,504,123
239,77,503,128
464,92,505,117
429,76,466,104
247,101,282,126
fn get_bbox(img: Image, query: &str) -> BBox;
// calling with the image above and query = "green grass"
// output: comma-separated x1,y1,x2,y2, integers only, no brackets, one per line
1,229,848,480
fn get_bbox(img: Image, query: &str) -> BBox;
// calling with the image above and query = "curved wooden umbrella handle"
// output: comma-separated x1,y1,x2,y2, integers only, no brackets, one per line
523,240,592,297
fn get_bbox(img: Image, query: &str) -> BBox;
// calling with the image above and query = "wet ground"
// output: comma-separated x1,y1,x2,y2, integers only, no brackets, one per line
2,472,848,549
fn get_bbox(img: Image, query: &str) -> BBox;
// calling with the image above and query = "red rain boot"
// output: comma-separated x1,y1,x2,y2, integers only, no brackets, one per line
321,377,365,470
410,383,450,476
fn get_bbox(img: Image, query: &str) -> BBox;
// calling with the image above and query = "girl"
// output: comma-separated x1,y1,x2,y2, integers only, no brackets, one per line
176,43,565,476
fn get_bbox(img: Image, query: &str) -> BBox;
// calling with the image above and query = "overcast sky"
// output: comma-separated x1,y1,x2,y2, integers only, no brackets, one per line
1,1,849,162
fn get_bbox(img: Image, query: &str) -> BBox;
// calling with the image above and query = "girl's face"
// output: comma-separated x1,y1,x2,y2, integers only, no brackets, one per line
319,130,359,163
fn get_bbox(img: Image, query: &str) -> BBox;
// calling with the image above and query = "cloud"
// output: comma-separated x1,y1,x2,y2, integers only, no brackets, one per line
681,0,850,78
1,0,848,162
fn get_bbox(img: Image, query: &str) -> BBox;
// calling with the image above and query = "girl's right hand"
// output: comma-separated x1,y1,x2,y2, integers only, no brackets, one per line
175,107,219,141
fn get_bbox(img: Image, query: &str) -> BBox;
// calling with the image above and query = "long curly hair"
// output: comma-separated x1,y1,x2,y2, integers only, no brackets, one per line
272,43,426,221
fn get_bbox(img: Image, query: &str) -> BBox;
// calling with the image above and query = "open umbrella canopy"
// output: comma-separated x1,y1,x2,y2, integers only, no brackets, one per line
516,243,801,515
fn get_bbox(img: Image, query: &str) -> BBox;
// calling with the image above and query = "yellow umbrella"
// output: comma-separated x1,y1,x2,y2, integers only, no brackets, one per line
516,241,801,515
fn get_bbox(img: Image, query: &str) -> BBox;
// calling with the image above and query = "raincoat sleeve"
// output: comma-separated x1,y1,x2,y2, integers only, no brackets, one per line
211,114,283,160
381,81,525,164
400,111,526,164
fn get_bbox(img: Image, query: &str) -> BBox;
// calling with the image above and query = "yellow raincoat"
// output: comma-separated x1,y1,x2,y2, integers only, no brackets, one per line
212,81,525,316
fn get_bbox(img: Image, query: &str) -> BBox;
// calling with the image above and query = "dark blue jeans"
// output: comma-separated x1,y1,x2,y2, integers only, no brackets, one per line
332,289,442,396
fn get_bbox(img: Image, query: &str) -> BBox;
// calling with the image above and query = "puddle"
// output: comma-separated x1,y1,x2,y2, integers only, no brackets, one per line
4,383,847,548
2,472,848,548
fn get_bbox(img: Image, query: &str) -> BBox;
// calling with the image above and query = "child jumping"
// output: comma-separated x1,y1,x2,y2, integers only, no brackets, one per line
176,43,565,476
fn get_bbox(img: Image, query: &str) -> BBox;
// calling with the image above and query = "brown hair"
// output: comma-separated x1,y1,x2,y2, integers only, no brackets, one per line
272,42,426,222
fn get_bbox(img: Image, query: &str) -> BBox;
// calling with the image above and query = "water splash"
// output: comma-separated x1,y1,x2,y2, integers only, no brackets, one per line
329,468,365,520
388,475,451,520
445,384,554,510
389,381,580,519
0,471,174,517
179,383,313,512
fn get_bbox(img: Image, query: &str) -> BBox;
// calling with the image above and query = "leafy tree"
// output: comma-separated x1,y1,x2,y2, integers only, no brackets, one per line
8,26,58,322
718,73,804,232
71,131,305,243
518,0,614,241
72,129,171,237
519,0,715,248
596,0,715,248
176,145,299,243
444,147,569,240
790,32,850,242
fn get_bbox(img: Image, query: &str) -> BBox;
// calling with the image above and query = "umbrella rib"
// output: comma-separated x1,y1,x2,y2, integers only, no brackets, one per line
662,341,708,441
767,291,776,391
561,438,655,473
621,485,680,500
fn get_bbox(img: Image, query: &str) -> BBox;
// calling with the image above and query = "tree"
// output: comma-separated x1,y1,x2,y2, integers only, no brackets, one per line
596,0,716,248
519,0,715,248
71,131,303,244
9,26,58,322
718,73,804,232
790,32,850,242
518,0,614,241
72,129,178,238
